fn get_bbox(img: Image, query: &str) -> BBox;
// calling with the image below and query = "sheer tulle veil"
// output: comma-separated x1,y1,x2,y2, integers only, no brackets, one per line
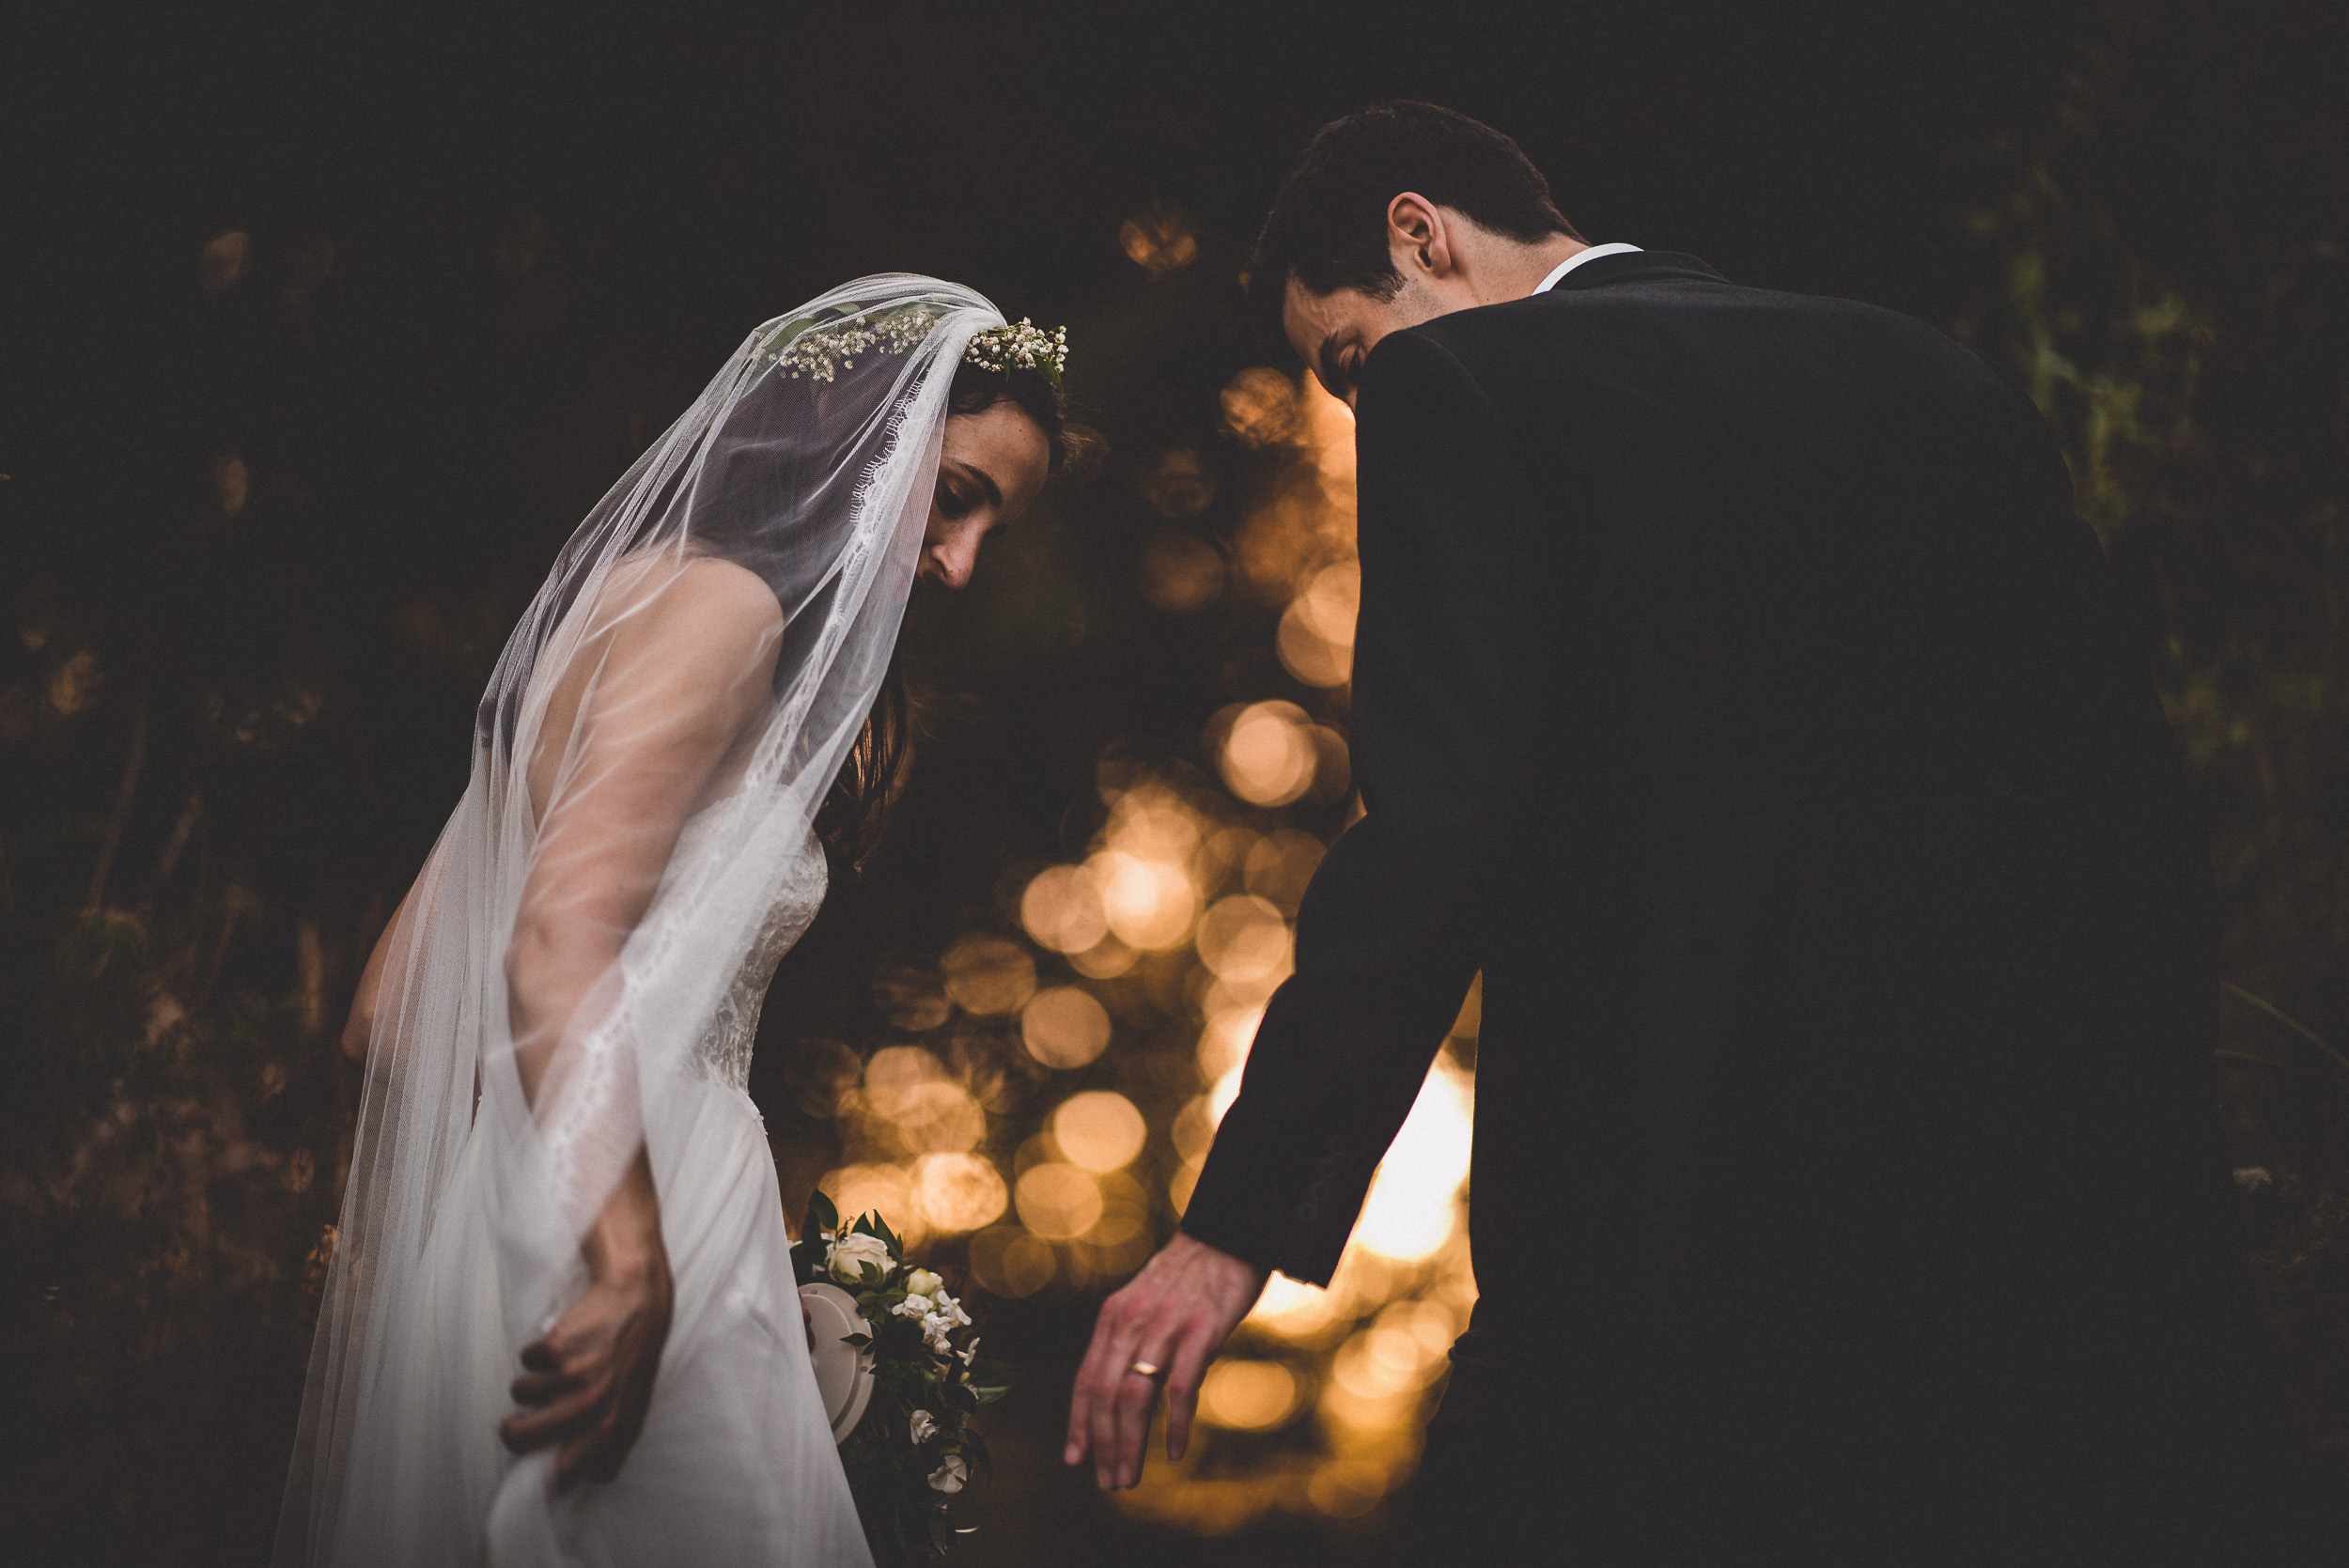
275,276,1003,1565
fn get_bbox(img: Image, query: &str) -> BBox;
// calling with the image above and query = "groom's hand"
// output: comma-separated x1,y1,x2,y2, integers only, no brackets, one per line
1065,1233,1268,1489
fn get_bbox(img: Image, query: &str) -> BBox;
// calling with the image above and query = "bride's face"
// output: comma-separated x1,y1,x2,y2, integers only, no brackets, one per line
922,401,1050,588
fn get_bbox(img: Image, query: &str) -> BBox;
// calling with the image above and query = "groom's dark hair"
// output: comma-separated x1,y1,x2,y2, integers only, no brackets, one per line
1247,101,1582,339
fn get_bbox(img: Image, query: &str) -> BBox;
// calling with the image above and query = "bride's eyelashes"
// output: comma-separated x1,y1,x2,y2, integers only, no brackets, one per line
935,478,976,520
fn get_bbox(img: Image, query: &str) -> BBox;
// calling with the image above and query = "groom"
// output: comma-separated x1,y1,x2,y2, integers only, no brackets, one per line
1068,102,2320,1560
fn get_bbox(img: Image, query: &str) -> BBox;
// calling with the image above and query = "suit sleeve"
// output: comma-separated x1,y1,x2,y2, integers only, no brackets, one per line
1179,329,1540,1284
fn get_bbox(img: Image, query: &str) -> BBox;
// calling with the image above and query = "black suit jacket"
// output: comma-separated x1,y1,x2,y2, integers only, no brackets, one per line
1182,253,2294,1543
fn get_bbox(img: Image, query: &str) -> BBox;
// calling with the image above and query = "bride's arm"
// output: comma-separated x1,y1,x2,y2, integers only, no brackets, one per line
341,886,413,1062
497,557,783,1491
504,562,782,1105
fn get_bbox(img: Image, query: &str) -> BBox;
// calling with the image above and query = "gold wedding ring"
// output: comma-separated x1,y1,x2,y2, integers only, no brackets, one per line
1128,1360,1162,1379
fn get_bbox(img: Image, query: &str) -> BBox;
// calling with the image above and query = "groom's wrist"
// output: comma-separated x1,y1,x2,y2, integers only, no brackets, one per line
1180,1157,1346,1290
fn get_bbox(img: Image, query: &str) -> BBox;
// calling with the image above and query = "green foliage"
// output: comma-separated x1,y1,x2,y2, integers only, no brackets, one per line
0,825,350,1562
1956,0,2349,1030
1957,0,2349,1453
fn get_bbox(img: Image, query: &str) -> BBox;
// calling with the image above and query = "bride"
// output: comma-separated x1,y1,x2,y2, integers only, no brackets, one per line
275,277,1078,1568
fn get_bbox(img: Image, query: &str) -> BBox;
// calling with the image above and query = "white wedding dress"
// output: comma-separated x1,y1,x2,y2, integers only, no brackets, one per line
280,277,1004,1568
338,807,873,1568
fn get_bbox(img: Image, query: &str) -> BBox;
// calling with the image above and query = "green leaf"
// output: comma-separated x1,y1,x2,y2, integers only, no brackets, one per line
805,1188,839,1239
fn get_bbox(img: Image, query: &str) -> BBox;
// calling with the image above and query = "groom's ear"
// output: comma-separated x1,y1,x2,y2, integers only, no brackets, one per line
1385,193,1455,280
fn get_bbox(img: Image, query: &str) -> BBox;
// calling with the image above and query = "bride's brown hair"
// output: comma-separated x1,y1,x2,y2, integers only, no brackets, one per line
814,358,1099,873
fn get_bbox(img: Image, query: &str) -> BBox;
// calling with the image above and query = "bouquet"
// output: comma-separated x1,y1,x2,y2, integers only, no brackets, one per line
790,1190,1012,1561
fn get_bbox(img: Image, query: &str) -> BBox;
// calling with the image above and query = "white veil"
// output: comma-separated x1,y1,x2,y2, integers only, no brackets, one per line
275,275,1003,1565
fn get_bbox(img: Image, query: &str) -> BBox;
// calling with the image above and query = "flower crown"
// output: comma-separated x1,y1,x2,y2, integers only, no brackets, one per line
962,318,1067,388
764,306,1067,389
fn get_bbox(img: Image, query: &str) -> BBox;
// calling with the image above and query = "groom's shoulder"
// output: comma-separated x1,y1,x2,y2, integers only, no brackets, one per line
1406,256,1997,401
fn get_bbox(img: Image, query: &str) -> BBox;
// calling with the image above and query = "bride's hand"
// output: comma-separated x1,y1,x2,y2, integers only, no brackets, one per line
501,1150,675,1491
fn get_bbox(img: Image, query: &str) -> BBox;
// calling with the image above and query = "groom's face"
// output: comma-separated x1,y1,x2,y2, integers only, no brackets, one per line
1283,271,1448,409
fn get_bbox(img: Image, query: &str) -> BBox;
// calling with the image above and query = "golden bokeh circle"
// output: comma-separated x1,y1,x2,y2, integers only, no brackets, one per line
1020,986,1112,1069
1051,1090,1147,1173
1013,1160,1103,1241
911,1151,1008,1234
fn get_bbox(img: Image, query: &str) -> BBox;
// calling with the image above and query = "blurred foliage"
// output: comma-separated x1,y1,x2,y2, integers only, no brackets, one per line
0,737,351,1560
1955,0,2349,1452
1958,0,2349,1028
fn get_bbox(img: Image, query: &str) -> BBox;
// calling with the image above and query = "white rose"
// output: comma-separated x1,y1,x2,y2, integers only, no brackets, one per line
909,1409,938,1446
906,1268,942,1296
827,1231,893,1284
927,1454,969,1494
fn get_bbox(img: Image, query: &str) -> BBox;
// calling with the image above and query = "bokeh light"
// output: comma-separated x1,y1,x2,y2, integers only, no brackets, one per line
1275,560,1361,689
862,1045,946,1118
1141,448,1216,520
1306,1459,1386,1519
197,230,250,293
1245,1272,1343,1341
1352,1064,1474,1261
1219,367,1304,450
1051,1091,1146,1172
968,1225,1056,1298
940,933,1036,1016
1243,830,1325,914
892,1079,986,1155
912,1151,1008,1234
1014,1160,1104,1241
1195,894,1290,984
1020,985,1112,1069
1086,1168,1151,1246
1140,529,1226,613
1067,935,1139,978
1198,1359,1301,1431
212,453,249,518
1119,201,1199,278
1020,863,1109,955
1216,701,1317,807
821,1162,923,1248
1195,1004,1262,1088
1089,848,1198,950
871,955,951,1031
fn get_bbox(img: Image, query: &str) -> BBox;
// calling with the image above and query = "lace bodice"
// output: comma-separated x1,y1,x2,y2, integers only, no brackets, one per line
661,802,829,1093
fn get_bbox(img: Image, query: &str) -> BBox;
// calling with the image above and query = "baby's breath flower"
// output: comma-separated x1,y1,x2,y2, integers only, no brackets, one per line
961,318,1068,385
767,304,941,385
767,306,1068,393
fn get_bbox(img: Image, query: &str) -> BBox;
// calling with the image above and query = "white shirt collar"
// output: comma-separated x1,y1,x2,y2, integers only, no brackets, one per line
1532,242,1643,295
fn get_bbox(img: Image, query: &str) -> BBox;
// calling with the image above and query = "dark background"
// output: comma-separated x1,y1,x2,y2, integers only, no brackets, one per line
6,2,2346,1564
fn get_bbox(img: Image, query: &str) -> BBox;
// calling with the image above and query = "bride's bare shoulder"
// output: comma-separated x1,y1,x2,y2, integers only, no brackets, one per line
595,550,782,640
